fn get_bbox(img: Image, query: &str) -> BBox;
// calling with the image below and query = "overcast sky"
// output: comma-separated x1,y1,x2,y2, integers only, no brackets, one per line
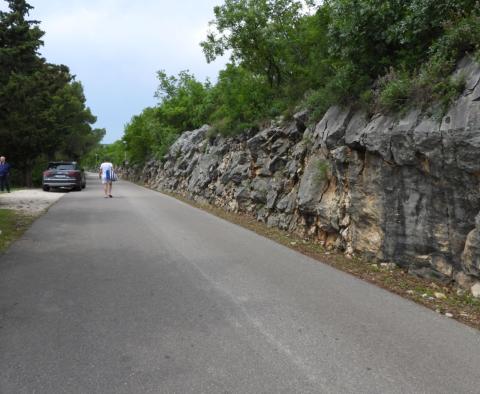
2,0,227,143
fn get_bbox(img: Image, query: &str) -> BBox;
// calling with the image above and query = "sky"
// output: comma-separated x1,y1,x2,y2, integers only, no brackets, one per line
1,0,227,143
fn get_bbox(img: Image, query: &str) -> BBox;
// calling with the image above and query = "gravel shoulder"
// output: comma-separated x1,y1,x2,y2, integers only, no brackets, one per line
0,189,64,214
0,189,65,252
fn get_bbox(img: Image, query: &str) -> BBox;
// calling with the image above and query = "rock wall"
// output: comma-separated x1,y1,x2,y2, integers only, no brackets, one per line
125,56,480,293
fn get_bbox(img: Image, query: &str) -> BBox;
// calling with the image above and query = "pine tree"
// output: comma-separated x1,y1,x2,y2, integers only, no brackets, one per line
0,1,102,186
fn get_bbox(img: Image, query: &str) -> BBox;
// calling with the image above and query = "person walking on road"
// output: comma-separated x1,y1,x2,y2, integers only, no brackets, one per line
99,159,115,198
0,156,11,193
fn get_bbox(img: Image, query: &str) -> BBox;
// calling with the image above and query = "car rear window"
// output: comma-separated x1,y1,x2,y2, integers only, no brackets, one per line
48,163,76,170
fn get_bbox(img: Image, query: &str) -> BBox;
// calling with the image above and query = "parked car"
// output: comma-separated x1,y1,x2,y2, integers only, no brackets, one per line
42,161,86,191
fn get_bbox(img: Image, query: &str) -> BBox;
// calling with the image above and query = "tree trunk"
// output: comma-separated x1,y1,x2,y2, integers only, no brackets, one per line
23,167,33,188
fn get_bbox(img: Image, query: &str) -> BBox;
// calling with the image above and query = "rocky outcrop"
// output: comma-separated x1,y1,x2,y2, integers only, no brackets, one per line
125,56,480,293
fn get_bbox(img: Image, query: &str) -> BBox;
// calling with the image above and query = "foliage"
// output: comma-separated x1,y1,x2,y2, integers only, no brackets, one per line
326,0,478,75
155,70,212,132
123,108,158,164
82,141,126,170
315,159,330,184
208,64,274,135
201,0,315,87
378,13,479,114
305,62,372,121
0,0,103,186
200,0,332,126
427,13,480,68
123,71,213,164
377,69,413,114
122,0,480,165
0,0,43,79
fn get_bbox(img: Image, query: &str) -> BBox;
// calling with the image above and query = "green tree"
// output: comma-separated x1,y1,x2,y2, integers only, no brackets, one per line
50,80,103,160
209,64,273,134
123,107,158,164
0,0,104,185
155,70,211,132
122,71,214,164
201,0,314,87
0,0,44,79
0,0,44,184
0,63,67,184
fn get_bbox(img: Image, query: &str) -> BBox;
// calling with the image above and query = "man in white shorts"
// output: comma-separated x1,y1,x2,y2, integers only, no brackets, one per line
99,159,114,198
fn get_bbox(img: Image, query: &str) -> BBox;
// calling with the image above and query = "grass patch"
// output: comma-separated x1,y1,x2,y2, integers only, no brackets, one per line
315,160,330,184
0,209,35,253
155,189,480,331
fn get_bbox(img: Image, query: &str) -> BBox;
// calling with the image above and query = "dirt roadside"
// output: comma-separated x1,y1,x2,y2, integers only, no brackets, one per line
0,189,64,214
0,189,64,252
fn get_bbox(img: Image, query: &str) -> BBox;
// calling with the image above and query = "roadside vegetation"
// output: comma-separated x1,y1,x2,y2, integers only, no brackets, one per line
0,209,34,252
120,0,480,166
0,1,105,186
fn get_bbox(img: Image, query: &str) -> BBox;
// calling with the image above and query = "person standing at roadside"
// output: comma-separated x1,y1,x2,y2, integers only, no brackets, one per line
0,156,11,193
99,158,114,198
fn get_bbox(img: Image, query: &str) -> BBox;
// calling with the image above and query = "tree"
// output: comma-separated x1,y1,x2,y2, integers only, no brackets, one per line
201,0,314,87
49,80,102,160
0,0,44,79
0,0,48,185
208,64,273,133
123,108,158,164
155,70,211,132
0,62,69,184
0,0,104,185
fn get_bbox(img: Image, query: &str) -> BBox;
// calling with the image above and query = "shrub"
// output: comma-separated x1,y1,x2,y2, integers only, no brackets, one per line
315,159,330,184
305,62,372,122
378,69,413,114
429,14,480,66
376,14,478,115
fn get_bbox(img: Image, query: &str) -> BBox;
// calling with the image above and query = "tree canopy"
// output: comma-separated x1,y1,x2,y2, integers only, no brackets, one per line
0,0,104,185
120,0,480,165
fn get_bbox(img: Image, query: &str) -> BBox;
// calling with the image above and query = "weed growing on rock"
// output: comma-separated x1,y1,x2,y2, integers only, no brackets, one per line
315,160,330,184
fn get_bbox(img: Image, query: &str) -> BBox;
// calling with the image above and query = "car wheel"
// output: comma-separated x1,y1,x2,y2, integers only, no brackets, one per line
74,185,82,191
42,185,50,192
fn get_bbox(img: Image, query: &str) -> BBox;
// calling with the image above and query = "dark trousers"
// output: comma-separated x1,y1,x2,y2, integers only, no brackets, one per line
0,174,10,192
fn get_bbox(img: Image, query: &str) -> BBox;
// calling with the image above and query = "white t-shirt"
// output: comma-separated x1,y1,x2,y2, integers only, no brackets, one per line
100,162,113,180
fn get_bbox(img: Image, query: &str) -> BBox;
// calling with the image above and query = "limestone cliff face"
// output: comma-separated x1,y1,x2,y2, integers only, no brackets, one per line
125,56,480,293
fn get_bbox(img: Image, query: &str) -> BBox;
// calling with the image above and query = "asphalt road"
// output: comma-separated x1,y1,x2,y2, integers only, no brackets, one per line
1,174,480,394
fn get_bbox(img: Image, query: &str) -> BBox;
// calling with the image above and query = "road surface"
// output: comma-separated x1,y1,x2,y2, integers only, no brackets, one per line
1,174,479,393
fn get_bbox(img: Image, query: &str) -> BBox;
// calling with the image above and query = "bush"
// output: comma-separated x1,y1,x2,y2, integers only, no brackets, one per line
207,64,274,136
377,64,466,116
419,15,478,113
428,14,480,65
378,69,413,113
376,14,478,115
315,159,330,184
305,62,372,122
